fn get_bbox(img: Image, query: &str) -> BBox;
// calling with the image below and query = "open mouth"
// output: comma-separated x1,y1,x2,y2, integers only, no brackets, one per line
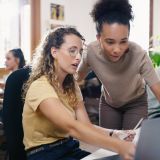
111,55,120,59
72,63,79,67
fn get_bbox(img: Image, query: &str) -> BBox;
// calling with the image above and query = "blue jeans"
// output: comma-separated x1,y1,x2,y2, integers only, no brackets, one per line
27,138,90,160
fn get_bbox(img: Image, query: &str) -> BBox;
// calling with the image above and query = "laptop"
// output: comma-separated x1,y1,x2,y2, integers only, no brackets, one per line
94,118,160,160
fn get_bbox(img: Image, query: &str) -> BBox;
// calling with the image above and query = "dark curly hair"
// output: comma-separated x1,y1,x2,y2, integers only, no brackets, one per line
91,0,134,34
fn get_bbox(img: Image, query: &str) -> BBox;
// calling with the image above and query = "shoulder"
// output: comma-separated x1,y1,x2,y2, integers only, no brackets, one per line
128,41,147,61
88,40,100,51
26,76,58,111
7,67,30,82
86,40,102,58
27,76,58,101
30,76,51,90
5,67,30,88
128,41,146,55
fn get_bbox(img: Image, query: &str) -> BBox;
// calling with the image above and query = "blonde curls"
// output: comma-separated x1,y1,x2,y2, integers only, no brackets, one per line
23,27,85,108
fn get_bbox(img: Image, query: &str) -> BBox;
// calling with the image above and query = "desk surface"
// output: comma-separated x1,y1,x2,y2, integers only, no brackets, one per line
81,149,117,160
81,128,140,160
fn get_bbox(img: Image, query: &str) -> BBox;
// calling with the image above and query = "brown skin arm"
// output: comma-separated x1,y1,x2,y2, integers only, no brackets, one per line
150,82,160,101
77,70,87,82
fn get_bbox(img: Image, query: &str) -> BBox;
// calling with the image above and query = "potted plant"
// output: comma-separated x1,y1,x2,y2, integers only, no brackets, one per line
149,35,160,67
148,35,160,118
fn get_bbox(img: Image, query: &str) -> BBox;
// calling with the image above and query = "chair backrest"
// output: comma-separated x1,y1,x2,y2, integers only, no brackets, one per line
3,67,30,160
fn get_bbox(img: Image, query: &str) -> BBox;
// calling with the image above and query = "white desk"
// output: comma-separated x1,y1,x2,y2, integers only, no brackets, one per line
81,149,117,160
81,128,140,160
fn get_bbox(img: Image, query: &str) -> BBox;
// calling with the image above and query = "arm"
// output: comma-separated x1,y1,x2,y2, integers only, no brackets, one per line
75,101,135,140
78,71,88,82
77,46,91,82
75,101,110,136
139,52,160,101
39,98,135,159
150,82,160,102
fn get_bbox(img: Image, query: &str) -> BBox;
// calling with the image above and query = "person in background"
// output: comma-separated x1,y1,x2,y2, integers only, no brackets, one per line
78,0,160,130
0,48,25,91
5,48,26,72
2,66,30,160
0,48,25,154
22,27,135,160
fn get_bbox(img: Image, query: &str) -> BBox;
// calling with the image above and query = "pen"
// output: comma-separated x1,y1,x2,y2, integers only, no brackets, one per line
133,118,144,130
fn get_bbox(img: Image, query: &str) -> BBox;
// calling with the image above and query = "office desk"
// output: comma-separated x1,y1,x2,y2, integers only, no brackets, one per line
81,148,117,160
81,128,140,160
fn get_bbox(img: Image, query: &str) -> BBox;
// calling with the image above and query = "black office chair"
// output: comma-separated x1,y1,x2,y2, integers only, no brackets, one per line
81,71,101,125
2,67,30,160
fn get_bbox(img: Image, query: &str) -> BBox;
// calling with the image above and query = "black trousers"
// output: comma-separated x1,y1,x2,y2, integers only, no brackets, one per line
27,138,90,160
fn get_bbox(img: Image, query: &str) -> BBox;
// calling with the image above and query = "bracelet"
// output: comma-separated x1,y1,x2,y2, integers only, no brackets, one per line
109,130,114,137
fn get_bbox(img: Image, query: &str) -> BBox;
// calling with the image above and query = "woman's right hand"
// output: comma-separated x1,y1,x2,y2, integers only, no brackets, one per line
118,141,136,160
112,130,136,142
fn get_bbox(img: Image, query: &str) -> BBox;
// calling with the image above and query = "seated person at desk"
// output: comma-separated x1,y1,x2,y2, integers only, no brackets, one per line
22,27,135,160
78,0,160,130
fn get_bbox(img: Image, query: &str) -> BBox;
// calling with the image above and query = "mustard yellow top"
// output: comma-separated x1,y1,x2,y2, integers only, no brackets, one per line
22,76,83,150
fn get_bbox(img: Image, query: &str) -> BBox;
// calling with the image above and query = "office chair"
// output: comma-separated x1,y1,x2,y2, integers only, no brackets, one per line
3,67,30,160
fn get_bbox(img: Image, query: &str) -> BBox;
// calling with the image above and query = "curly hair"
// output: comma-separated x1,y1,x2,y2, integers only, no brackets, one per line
23,27,85,108
90,0,134,34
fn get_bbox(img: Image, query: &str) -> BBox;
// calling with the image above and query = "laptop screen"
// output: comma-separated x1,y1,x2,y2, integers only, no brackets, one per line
134,118,160,160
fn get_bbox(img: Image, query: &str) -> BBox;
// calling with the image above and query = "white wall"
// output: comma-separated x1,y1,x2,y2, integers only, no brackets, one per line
0,0,20,67
130,0,150,50
153,0,160,43
40,0,97,44
40,0,149,49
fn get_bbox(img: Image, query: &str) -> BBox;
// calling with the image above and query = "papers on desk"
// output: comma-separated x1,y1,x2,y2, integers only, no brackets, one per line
81,149,117,160
132,128,141,144
81,128,141,160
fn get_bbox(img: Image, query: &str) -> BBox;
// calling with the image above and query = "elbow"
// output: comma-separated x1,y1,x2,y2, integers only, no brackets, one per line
65,121,80,139
155,91,160,102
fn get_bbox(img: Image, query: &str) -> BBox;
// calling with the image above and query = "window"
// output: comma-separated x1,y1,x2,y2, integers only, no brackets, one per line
0,0,31,68
0,0,19,68
20,2,31,64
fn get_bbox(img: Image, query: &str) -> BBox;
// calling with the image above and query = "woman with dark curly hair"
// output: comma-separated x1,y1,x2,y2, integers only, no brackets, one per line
22,27,135,160
78,0,160,130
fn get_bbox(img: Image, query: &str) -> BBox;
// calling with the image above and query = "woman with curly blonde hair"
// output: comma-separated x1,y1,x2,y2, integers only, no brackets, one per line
22,27,135,160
